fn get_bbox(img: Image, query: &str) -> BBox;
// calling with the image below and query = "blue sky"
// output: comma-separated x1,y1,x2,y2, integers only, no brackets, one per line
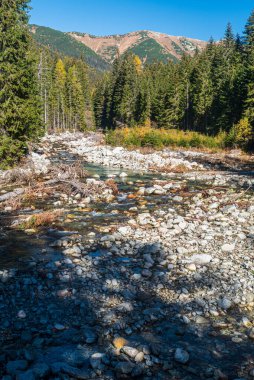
30,0,254,41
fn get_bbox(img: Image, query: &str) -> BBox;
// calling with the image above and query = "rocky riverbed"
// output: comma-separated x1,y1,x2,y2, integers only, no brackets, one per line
0,133,254,380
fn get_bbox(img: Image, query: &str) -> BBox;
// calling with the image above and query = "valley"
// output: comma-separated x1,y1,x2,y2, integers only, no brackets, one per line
0,133,253,379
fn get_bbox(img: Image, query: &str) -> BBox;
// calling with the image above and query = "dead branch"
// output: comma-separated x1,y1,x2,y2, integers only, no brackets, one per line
0,188,25,202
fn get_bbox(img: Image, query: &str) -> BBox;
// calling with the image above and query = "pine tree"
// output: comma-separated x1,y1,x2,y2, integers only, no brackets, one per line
235,34,243,52
243,9,254,47
38,48,53,131
66,65,86,131
242,9,254,148
111,54,139,127
191,51,214,133
93,75,109,129
224,22,235,47
0,0,42,167
135,76,151,125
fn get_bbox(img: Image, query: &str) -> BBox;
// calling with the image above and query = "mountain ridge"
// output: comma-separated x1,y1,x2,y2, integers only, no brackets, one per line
69,29,207,64
30,25,207,68
30,25,110,71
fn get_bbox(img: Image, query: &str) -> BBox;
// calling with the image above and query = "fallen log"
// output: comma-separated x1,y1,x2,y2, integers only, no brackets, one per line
0,188,25,202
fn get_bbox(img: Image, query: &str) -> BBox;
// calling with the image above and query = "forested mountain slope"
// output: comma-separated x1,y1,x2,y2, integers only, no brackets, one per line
70,30,207,63
31,25,207,67
30,25,110,71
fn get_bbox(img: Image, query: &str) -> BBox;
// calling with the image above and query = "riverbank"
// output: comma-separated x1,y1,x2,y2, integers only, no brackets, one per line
0,132,254,379
42,132,254,173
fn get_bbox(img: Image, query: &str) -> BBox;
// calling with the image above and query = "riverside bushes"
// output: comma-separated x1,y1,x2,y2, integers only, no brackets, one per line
106,127,227,151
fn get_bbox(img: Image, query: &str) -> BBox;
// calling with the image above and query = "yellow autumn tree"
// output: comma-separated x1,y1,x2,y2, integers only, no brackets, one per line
55,59,66,89
53,59,67,130
134,55,142,73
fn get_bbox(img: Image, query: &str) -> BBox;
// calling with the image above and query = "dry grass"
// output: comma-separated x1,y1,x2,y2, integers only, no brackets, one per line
105,179,119,195
1,196,22,211
19,210,63,229
24,182,54,202
106,126,227,151
149,164,190,173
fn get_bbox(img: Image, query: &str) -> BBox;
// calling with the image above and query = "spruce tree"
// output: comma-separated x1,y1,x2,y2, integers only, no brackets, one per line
243,9,254,148
66,65,86,131
243,9,254,47
224,22,235,47
0,0,42,167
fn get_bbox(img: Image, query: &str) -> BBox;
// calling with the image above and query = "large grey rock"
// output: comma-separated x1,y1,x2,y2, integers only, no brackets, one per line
219,297,232,310
174,348,189,364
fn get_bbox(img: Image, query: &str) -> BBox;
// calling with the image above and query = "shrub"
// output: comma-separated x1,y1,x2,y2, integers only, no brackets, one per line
105,126,227,151
234,118,253,150
225,118,253,151
0,137,27,169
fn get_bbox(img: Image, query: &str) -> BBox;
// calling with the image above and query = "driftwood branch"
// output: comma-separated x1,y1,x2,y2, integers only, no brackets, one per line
0,188,25,202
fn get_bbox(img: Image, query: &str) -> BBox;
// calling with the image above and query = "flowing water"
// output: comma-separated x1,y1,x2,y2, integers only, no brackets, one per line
0,149,213,268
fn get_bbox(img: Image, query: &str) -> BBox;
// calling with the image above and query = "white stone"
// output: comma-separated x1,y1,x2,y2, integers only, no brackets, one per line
221,243,235,253
119,172,128,178
219,297,232,310
190,254,212,265
122,346,139,358
17,310,26,319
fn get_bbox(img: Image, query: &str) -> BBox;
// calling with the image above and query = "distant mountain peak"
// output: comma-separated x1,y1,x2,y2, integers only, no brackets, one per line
69,29,207,64
30,25,207,69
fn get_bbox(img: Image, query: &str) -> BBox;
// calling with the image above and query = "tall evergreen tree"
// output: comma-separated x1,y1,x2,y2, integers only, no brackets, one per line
224,22,235,47
66,64,86,131
0,0,42,167
242,9,254,148
243,9,254,47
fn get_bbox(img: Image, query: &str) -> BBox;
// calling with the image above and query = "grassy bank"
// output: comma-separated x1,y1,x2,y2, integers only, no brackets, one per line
105,127,228,151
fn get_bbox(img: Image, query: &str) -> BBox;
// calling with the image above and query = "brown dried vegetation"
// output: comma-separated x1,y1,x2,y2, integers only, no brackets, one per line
19,210,63,229
105,179,119,195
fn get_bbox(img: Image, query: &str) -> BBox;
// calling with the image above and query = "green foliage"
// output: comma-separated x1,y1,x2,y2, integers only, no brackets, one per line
38,51,93,132
2,6,254,170
226,118,253,150
106,127,226,151
0,137,27,169
94,15,254,152
31,25,109,71
128,38,178,64
243,9,254,47
0,0,42,168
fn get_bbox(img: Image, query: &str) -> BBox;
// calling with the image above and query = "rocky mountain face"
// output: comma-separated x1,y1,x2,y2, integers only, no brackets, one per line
31,25,207,69
70,30,207,64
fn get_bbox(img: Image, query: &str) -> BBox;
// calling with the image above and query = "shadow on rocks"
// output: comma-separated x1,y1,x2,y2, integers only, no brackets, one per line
0,234,254,380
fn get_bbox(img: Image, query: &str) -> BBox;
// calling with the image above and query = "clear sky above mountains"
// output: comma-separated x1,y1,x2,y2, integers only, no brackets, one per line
30,0,254,41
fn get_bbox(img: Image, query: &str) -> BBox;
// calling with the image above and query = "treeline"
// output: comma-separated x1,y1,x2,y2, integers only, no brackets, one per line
1,1,254,169
94,21,254,150
38,51,93,132
0,0,94,168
